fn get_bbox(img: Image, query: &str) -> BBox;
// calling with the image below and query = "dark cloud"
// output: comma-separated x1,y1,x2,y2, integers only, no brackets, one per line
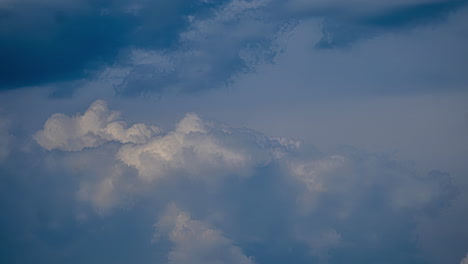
0,0,217,91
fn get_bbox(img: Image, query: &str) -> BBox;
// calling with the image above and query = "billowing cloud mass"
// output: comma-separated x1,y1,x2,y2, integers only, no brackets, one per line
36,100,297,210
116,112,295,181
29,100,468,263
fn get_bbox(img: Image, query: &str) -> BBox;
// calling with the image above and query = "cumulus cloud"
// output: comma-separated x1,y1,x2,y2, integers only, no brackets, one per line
32,100,466,263
155,204,254,264
36,100,296,210
35,100,160,151
116,112,295,181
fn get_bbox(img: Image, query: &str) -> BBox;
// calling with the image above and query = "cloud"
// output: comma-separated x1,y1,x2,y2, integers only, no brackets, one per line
35,99,160,151
32,100,466,263
35,100,296,211
281,150,459,263
155,204,254,264
114,0,291,95
116,112,295,181
113,0,468,95
287,153,454,215
4,0,465,95
0,0,216,91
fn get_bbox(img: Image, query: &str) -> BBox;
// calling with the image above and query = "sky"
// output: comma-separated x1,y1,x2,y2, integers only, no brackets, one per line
1,0,468,263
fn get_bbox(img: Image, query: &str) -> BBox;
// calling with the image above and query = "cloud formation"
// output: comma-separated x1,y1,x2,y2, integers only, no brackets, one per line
1,0,467,262
116,111,295,181
36,100,297,210
31,100,467,263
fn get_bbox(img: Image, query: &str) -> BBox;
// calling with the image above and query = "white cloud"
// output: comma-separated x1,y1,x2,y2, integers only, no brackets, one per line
35,100,297,211
116,112,295,181
35,100,161,151
155,204,255,264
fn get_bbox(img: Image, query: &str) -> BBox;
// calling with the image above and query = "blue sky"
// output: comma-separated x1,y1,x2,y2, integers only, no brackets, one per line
1,1,468,263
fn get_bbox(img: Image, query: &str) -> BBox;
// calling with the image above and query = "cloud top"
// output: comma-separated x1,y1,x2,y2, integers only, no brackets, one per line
35,100,160,151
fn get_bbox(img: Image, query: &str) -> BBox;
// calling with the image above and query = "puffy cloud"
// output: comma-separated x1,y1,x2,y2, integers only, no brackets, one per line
35,100,296,210
35,100,160,151
116,112,294,181
31,100,466,263
155,204,254,264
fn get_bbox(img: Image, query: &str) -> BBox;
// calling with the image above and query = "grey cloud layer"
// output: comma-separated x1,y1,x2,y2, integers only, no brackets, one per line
1,0,466,95
32,100,468,263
